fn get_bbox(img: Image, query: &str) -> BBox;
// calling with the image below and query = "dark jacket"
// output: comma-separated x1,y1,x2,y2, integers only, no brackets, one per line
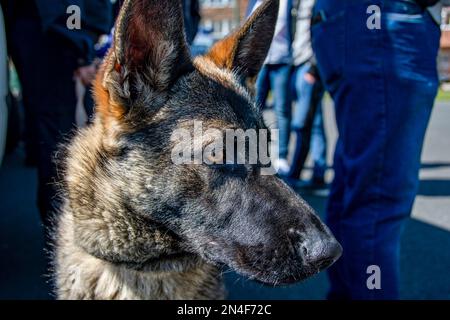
2,0,112,66
415,0,439,7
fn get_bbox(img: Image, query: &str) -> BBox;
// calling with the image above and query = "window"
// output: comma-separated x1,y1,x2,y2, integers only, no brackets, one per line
201,0,233,8
442,8,450,30
207,19,233,39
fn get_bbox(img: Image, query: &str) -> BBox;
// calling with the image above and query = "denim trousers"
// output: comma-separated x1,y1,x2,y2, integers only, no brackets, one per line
289,62,327,180
256,64,292,159
312,0,440,299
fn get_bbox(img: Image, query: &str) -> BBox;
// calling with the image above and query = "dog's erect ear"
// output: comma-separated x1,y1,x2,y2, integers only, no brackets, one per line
205,0,279,80
98,0,192,117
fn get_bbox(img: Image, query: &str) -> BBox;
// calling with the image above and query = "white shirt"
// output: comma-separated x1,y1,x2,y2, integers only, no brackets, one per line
429,1,450,24
247,0,292,65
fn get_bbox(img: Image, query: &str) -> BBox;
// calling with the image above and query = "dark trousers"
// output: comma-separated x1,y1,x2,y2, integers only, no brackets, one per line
256,64,292,159
9,17,77,224
288,63,326,180
312,0,440,299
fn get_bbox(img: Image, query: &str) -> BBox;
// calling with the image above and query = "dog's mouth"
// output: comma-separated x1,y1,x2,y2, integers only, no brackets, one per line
208,256,337,286
198,241,341,286
252,256,339,285
226,256,339,286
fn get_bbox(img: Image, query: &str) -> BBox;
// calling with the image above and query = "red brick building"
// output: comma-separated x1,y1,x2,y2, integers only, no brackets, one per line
199,0,249,40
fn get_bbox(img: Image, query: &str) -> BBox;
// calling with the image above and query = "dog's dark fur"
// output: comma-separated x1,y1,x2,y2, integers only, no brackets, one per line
54,0,342,300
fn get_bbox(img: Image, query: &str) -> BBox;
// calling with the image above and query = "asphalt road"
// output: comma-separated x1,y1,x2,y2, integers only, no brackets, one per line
0,101,449,300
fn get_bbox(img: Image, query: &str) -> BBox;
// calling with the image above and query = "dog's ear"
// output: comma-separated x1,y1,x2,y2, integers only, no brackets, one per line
97,0,193,119
205,0,279,80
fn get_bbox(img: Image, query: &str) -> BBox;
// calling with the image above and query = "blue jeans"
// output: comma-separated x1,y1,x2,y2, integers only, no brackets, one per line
289,63,327,180
312,0,440,299
256,64,292,159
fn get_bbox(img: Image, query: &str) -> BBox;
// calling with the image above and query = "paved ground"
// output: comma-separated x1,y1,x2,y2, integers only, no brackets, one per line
0,101,449,300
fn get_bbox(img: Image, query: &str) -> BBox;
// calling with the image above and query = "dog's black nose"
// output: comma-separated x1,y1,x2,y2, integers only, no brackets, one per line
303,237,342,271
293,226,342,271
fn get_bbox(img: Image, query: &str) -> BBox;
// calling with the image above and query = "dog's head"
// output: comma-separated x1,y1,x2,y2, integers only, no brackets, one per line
67,0,341,285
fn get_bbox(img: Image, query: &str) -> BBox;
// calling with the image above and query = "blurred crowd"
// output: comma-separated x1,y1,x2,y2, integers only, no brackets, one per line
0,0,446,300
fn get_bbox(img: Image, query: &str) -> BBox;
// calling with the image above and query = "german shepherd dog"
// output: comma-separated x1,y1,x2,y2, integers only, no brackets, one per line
54,0,342,299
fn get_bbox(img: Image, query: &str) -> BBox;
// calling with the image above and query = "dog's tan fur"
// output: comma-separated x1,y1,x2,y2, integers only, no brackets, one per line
56,202,225,300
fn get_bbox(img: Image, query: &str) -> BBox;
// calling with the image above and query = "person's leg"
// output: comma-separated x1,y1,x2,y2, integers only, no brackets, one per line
373,6,440,297
313,0,439,299
310,87,327,181
270,64,292,162
8,18,41,166
10,18,77,224
325,139,349,298
36,36,78,224
255,65,270,110
288,63,316,179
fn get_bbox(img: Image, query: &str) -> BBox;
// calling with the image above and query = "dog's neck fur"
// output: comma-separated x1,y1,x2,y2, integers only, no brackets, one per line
54,121,225,299
55,204,225,299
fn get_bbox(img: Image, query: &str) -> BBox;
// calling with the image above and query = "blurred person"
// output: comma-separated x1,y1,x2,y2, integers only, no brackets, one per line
311,0,443,299
285,0,327,191
246,0,293,174
2,0,112,225
182,0,201,45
